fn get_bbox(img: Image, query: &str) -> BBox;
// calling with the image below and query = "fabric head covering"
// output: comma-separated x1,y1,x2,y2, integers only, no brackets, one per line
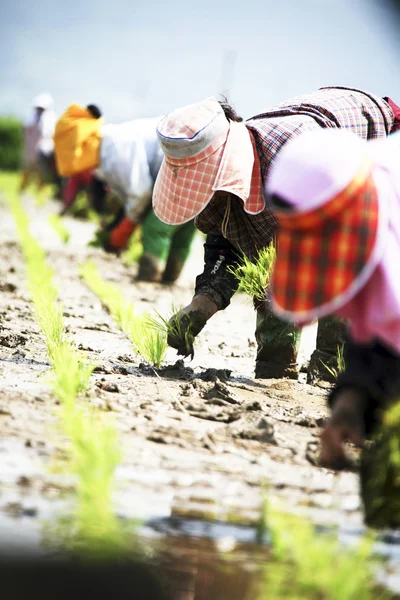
152,97,265,225
54,104,103,176
32,93,54,110
266,128,387,324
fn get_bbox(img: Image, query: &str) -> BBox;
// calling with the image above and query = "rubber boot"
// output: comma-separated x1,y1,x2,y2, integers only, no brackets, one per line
254,299,301,379
307,317,347,384
161,253,185,284
136,253,164,282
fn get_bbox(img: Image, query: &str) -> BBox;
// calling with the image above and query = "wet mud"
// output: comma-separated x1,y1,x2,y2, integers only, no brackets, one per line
1,196,400,594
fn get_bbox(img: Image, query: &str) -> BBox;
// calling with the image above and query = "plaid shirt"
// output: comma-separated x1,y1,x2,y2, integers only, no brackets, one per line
195,86,394,259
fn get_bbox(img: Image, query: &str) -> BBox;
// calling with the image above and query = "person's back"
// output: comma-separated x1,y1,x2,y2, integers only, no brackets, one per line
247,86,393,183
99,117,164,205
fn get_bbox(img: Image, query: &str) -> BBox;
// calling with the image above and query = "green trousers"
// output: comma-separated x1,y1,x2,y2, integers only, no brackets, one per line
255,298,346,379
141,210,196,263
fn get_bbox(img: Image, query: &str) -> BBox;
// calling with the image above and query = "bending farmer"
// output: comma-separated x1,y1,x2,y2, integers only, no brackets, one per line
53,104,196,283
267,128,400,469
152,87,400,379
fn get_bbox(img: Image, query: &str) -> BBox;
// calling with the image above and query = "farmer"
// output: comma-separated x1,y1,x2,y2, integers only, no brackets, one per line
20,93,61,196
152,87,399,380
53,104,196,283
265,127,400,468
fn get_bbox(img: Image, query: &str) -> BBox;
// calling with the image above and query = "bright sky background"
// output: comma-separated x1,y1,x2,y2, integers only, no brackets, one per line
1,0,400,124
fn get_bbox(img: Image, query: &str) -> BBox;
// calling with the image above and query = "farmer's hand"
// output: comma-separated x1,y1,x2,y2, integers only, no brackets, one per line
319,388,366,470
167,295,218,359
107,217,138,252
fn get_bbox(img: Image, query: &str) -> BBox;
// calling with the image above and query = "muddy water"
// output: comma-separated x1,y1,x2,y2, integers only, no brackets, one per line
1,195,400,595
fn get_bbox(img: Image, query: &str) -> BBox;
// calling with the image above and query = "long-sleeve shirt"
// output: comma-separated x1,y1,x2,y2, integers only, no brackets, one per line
194,86,395,310
97,117,164,223
23,108,57,164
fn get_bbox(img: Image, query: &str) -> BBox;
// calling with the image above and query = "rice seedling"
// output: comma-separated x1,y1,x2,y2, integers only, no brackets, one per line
322,343,346,380
145,307,195,359
228,244,276,302
361,400,400,530
48,213,71,244
5,189,131,560
252,498,386,600
80,261,167,367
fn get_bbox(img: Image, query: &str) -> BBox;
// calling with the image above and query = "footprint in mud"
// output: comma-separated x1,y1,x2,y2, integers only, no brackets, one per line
0,333,27,348
0,282,17,293
231,416,276,444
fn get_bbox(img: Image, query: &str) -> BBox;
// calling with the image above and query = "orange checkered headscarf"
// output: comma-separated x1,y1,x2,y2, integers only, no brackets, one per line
266,129,386,324
152,97,265,225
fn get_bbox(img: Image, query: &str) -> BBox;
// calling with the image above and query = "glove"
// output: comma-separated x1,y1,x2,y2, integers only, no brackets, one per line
108,217,138,251
167,295,218,359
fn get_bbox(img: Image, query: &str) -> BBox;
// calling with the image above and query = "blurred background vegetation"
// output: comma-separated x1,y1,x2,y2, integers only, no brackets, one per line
0,117,23,170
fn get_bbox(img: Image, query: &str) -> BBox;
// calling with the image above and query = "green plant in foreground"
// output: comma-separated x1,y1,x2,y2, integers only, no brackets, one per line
228,244,276,302
253,499,385,600
361,400,400,529
81,261,167,367
48,213,71,244
5,189,130,559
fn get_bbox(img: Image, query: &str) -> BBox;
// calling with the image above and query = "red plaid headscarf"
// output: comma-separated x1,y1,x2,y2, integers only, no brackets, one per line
267,129,386,323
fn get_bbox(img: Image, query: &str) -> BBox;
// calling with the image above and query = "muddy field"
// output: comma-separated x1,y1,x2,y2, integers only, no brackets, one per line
1,195,400,593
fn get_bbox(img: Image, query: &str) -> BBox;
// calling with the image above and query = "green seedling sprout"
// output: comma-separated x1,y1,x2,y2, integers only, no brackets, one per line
252,498,386,600
48,213,71,244
81,261,168,367
228,244,276,302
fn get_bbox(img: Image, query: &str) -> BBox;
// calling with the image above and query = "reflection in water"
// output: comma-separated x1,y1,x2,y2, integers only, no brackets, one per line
155,535,266,600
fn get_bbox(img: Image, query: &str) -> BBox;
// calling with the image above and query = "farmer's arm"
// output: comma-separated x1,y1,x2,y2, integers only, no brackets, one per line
320,339,400,469
328,339,400,435
194,234,241,309
167,234,242,357
106,148,154,250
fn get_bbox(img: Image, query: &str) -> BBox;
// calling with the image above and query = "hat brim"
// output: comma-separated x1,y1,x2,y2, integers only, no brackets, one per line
152,142,224,226
153,123,265,225
271,172,387,323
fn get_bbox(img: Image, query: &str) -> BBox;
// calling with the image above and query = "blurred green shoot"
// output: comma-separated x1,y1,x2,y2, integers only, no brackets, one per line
252,498,385,600
122,226,143,265
5,189,130,560
49,213,70,244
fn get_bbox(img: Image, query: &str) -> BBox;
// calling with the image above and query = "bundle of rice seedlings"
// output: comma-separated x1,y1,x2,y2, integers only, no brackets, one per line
360,400,400,529
145,308,194,359
130,315,167,368
228,244,276,302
